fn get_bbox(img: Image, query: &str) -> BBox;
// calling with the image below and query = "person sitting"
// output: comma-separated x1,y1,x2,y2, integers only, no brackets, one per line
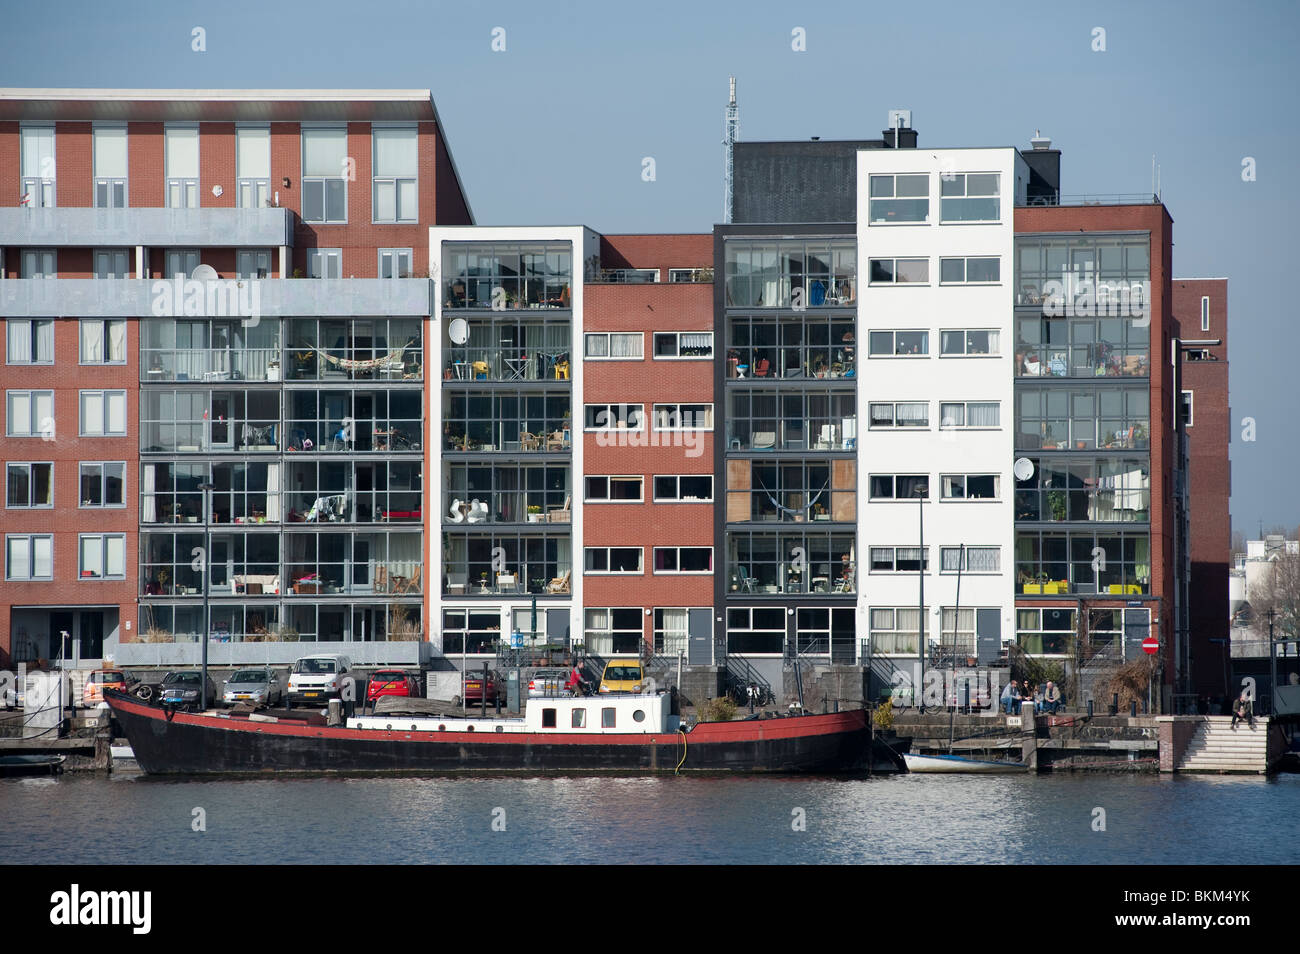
1000,679,1021,715
1043,681,1062,715
565,664,587,697
1231,689,1256,730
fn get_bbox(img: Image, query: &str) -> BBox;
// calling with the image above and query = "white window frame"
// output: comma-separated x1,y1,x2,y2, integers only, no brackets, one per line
164,124,200,209
869,258,930,285
939,256,1001,284
78,533,127,581
20,125,56,208
1181,390,1194,428
868,546,929,574
301,126,349,224
653,607,693,655
939,172,1001,223
6,389,54,437
583,403,645,432
307,249,343,279
1201,296,1210,332
868,402,929,429
6,462,54,509
79,461,127,509
868,474,930,501
939,328,1000,357
5,534,53,581
867,173,929,225
378,248,413,279
584,475,644,503
6,319,54,365
79,389,128,437
867,329,929,358
938,401,1001,430
668,268,710,283
652,546,714,575
940,546,1001,574
584,332,644,360
93,124,128,209
652,403,714,431
652,474,714,502
371,125,418,224
583,547,644,575
939,474,1001,501
652,331,714,359
235,125,271,209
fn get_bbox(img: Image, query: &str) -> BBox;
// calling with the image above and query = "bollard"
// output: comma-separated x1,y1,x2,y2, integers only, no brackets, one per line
1087,699,1094,717
327,699,342,726
964,681,971,713
1110,693,1119,716
1130,700,1137,717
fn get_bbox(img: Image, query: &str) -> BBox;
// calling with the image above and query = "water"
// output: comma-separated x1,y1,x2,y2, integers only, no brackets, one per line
4,772,1298,864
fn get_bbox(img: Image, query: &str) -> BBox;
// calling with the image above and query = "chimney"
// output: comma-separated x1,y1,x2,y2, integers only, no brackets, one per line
1022,129,1061,205
882,109,917,149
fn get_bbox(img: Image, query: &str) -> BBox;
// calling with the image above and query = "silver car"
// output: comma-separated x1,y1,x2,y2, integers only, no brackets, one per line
222,668,283,708
527,667,572,698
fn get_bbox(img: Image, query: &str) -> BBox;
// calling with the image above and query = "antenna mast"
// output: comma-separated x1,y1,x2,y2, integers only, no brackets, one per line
723,75,739,223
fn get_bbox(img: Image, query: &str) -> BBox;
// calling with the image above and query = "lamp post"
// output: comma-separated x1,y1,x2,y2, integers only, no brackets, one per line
916,481,926,711
197,480,214,711
1268,607,1277,716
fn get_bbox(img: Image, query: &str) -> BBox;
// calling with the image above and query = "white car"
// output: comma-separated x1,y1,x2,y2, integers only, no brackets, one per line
286,655,353,708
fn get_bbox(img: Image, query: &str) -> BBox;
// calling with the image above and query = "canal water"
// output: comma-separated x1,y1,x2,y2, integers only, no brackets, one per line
3,772,1298,864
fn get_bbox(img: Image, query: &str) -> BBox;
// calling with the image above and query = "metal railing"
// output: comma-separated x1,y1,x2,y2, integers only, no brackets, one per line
1022,193,1161,207
722,654,774,706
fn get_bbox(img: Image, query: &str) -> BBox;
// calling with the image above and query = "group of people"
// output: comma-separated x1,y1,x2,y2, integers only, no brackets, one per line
999,679,1063,715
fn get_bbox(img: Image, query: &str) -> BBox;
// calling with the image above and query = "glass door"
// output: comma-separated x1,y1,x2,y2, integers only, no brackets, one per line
210,392,234,449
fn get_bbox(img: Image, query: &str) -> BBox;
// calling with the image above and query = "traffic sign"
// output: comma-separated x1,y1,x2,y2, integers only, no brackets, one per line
1142,635,1159,655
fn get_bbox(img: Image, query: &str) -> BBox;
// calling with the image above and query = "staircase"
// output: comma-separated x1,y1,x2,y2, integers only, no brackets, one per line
1177,716,1272,774
722,655,775,706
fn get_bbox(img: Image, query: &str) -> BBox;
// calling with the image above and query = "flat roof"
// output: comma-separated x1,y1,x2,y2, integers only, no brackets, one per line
0,89,438,122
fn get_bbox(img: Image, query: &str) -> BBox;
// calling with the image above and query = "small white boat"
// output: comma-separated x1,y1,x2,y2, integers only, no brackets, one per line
903,752,1028,774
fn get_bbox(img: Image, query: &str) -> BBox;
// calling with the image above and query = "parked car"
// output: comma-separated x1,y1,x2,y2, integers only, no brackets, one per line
366,669,421,704
286,654,353,708
462,669,503,706
222,668,283,708
527,667,571,698
83,669,132,705
598,658,645,694
158,671,219,711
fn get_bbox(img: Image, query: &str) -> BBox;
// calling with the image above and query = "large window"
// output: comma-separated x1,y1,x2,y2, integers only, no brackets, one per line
80,462,125,508
940,256,1000,283
164,249,199,279
93,125,128,208
79,534,126,580
20,249,56,278
1016,234,1150,307
442,609,505,655
165,125,199,208
868,474,929,500
7,463,53,508
1014,457,1150,523
653,608,691,655
940,546,1000,574
584,608,643,656
236,126,270,208
652,403,713,431
940,474,1000,500
287,389,421,454
1014,530,1151,594
728,312,856,379
287,316,421,381
867,174,928,224
584,333,643,359
444,462,566,524
79,390,128,437
20,126,56,207
584,403,644,431
727,607,786,655
1015,607,1075,656
869,607,926,655
372,126,418,223
940,329,1000,356
584,547,643,574
869,258,929,284
443,390,568,453
869,401,928,429
1016,386,1149,451
869,546,928,573
653,332,713,359
442,243,573,309
652,547,713,574
727,531,856,594
868,330,928,357
6,534,53,581
6,319,54,364
724,239,856,309
940,173,1000,222
1015,312,1149,378
94,248,130,279
283,529,421,596
443,531,569,595
728,388,856,450
6,390,54,437
653,474,713,502
302,126,348,223
585,476,643,503
443,313,569,381
237,250,271,279
939,401,1000,429
80,319,127,364
728,459,854,523
141,389,279,454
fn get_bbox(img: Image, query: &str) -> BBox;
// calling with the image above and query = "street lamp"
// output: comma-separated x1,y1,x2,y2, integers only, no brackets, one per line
197,479,214,711
915,480,927,711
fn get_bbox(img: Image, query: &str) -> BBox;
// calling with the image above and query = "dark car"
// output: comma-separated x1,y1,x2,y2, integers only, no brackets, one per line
462,670,503,706
366,669,421,704
155,671,219,711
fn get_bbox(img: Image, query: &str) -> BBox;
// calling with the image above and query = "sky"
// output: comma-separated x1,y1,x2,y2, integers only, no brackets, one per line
2,0,1297,534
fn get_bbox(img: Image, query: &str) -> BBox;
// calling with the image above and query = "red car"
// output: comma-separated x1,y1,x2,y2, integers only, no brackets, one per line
462,670,504,706
366,669,421,703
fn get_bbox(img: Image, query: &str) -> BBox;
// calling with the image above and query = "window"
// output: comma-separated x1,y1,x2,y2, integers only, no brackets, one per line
868,173,928,224
442,242,573,309
940,546,1000,573
940,173,1000,222
165,126,199,208
1181,390,1193,428
1016,607,1076,656
653,475,713,502
653,607,691,655
869,474,929,500
1201,296,1210,332
938,607,977,654
307,249,342,279
584,403,644,431
940,329,1000,356
6,390,54,437
668,268,712,283
372,126,418,223
653,331,713,359
302,126,348,223
939,401,1000,428
585,476,643,502
584,547,643,574
584,333,643,359
583,608,643,655
165,249,199,279
379,248,413,278
6,463,53,508
652,403,713,431
94,249,130,279
869,402,928,428
80,462,125,508
6,534,53,581
601,708,617,728
940,474,1000,500
869,546,928,573
653,547,713,574
6,319,54,364
730,460,852,523
727,607,787,655
1014,458,1151,523
20,126,56,207
21,249,56,278
869,258,929,284
727,387,857,450
939,257,1000,283
79,390,127,437
1016,386,1149,451
571,709,587,728
237,250,271,279
93,126,127,208
236,126,270,208
724,239,856,309
1014,530,1151,595
79,534,127,580
869,607,926,655
868,330,928,356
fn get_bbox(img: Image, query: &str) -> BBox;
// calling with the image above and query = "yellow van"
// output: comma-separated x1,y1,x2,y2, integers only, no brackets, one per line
598,658,645,694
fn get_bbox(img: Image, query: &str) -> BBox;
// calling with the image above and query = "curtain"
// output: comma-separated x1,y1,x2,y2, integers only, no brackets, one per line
165,127,199,179
142,465,156,523
610,333,641,358
968,547,1000,572
941,548,963,572
1135,537,1151,584
35,321,53,362
969,402,1000,427
7,321,32,362
897,403,928,425
81,320,104,362
106,536,125,577
109,320,127,362
680,333,712,351
940,403,965,427
235,127,270,179
302,127,346,177
373,127,417,177
265,463,281,522
108,392,126,434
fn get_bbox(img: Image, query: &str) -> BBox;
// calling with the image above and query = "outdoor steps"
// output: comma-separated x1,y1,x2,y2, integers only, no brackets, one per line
1177,716,1271,773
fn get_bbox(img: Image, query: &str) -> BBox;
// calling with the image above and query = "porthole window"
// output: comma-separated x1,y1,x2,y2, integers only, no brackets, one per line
495,725,504,733
467,725,475,732
438,724,446,731
633,710,646,723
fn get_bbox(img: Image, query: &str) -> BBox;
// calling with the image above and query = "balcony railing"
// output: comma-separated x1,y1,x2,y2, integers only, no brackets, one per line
444,347,570,382
1021,193,1161,208
726,348,856,380
445,425,571,454
726,418,856,452
444,563,572,597
1016,346,1148,378
1015,488,1150,524
727,563,855,595
443,492,571,525
1015,422,1149,452
143,348,281,383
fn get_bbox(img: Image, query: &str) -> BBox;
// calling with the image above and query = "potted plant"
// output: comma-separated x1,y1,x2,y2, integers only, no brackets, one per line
479,571,489,590
1048,490,1068,521
266,358,281,382
813,503,829,521
527,504,543,523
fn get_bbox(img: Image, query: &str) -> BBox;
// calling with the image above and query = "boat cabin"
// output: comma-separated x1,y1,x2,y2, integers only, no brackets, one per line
348,692,678,735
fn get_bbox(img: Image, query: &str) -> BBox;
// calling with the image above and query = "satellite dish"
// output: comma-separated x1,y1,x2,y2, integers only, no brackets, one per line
191,264,218,282
1013,457,1035,482
211,184,224,198
448,317,469,345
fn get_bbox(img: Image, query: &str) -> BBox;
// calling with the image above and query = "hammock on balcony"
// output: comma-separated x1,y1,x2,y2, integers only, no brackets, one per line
310,338,416,371
753,474,830,518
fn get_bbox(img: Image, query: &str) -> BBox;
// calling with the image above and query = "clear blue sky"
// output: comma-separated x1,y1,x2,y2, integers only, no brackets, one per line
3,0,1296,534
